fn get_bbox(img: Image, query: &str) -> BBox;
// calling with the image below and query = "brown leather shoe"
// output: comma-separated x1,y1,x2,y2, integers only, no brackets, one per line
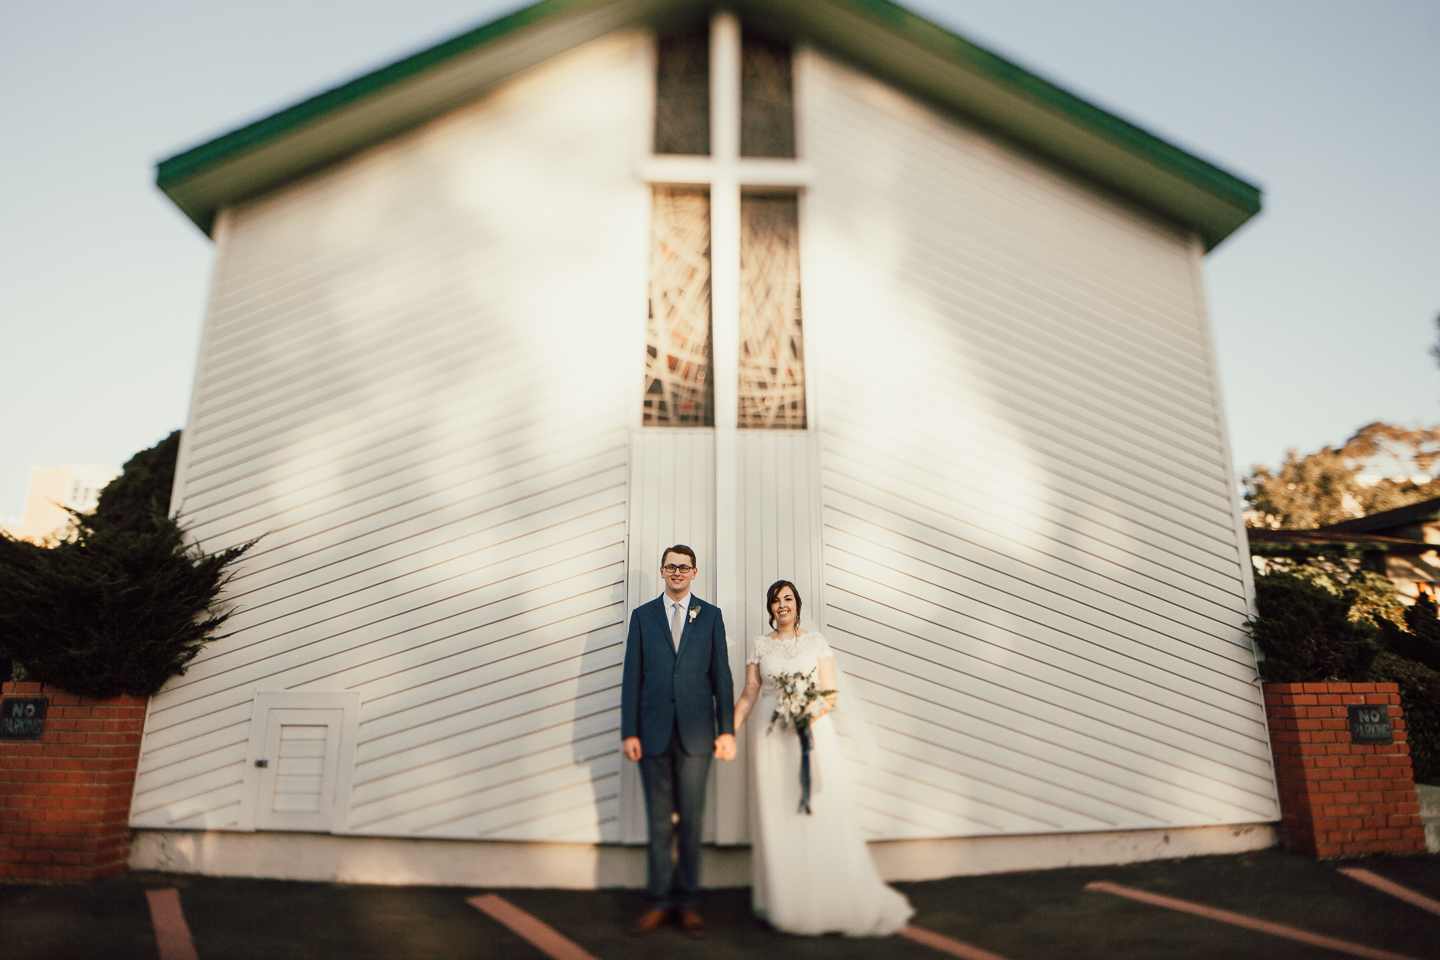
676,908,706,938
629,907,668,935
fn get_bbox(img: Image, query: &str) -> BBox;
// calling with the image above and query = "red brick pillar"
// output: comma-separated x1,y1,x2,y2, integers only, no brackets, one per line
1264,681,1426,857
0,680,147,881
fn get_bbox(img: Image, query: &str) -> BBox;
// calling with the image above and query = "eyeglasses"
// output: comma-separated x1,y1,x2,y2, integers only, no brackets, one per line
661,564,695,574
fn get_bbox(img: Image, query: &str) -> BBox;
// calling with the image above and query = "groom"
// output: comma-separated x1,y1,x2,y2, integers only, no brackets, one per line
621,544,736,937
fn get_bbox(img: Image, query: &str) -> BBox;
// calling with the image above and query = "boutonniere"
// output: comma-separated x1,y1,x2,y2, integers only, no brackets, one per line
688,605,700,623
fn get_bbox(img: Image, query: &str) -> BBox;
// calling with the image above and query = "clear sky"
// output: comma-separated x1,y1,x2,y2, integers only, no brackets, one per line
3,0,1437,522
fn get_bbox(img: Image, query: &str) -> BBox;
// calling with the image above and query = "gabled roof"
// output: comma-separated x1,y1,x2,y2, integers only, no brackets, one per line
1246,527,1434,559
157,0,1262,249
1321,496,1440,536
1246,495,1440,559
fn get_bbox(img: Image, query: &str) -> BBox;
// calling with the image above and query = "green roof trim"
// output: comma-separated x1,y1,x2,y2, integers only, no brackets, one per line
156,0,1262,247
156,0,604,192
834,0,1260,217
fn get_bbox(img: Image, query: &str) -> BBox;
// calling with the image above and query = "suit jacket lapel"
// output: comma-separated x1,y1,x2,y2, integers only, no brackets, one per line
651,597,677,659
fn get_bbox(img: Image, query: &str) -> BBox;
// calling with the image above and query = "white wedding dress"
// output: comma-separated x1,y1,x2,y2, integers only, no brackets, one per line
747,631,914,936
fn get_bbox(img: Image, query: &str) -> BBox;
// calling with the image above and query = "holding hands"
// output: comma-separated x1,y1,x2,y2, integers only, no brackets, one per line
624,734,734,760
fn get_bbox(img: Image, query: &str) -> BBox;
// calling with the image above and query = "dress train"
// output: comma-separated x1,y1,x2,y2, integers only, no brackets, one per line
747,632,913,936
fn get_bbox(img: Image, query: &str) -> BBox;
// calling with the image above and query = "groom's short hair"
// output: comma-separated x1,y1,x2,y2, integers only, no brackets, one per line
661,544,697,568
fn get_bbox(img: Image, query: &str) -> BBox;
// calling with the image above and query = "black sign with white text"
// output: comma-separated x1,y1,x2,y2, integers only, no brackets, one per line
1348,704,1394,745
0,698,47,740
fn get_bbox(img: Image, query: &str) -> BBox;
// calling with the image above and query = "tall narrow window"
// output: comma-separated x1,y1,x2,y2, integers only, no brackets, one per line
644,188,714,426
738,193,805,429
654,28,710,156
740,33,795,159
642,15,806,430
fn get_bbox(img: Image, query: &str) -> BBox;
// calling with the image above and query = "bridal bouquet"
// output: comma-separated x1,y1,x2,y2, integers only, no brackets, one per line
767,669,837,815
767,669,836,737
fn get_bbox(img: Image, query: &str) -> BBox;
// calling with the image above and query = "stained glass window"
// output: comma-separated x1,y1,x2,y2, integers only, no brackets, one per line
740,33,795,159
644,188,714,426
654,28,710,156
738,193,805,429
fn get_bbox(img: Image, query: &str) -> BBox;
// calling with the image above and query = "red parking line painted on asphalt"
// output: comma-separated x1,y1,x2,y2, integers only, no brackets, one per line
145,888,200,960
467,894,602,960
900,924,1012,960
1339,868,1440,918
1087,880,1419,960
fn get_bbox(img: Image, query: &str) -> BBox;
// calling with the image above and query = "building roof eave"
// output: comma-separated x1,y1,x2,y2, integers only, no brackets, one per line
1318,496,1440,536
156,0,1261,247
746,0,1259,250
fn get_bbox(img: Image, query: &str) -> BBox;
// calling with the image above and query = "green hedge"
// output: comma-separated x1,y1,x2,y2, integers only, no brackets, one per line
1368,652,1440,785
1249,572,1380,683
1249,570,1440,784
0,432,254,698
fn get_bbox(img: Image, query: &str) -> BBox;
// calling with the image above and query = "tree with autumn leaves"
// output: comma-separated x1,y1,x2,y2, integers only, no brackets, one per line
1247,316,1440,529
1245,422,1440,529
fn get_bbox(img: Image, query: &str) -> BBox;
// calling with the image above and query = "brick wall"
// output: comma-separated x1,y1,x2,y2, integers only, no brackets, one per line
1265,681,1426,858
0,680,147,882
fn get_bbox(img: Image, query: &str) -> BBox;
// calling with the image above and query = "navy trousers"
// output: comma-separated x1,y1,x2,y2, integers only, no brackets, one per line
639,725,712,910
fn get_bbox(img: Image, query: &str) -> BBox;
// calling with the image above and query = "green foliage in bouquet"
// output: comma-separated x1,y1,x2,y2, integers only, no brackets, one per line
0,431,255,698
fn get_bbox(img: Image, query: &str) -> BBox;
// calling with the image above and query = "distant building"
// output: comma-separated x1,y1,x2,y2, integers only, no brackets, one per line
1248,496,1440,603
2,465,119,544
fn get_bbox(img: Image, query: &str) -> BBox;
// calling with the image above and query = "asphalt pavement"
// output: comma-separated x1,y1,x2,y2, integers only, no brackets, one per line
3,848,1439,959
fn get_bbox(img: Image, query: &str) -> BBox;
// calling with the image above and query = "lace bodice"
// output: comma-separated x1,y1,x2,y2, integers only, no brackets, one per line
748,631,832,689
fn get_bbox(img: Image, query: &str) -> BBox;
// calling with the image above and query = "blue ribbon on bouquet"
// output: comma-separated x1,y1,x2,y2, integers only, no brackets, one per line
798,727,813,814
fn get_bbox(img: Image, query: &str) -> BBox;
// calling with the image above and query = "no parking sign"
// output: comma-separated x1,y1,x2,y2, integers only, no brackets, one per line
0,698,47,740
1347,704,1394,744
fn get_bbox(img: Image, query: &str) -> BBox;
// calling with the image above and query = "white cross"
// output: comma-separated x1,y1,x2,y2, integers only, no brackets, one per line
639,12,811,658
639,10,812,436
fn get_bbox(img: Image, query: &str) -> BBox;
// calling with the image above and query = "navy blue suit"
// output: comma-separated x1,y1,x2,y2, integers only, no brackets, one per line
620,594,734,910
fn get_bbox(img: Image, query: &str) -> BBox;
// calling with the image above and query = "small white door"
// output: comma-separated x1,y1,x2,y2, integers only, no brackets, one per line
241,691,360,833
255,709,343,830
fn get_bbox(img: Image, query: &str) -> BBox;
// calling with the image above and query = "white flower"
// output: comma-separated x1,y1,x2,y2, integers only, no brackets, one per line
688,605,699,622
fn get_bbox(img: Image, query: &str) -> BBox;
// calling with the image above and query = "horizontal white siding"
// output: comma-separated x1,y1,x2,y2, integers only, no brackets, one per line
802,50,1278,840
132,33,652,844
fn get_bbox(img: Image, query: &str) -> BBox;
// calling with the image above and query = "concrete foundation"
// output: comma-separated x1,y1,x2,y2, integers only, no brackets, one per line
130,822,1277,888
1419,784,1440,853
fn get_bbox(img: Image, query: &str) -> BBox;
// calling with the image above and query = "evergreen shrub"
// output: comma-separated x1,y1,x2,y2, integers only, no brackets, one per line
1368,652,1440,785
0,431,254,698
1248,569,1440,784
1248,571,1381,683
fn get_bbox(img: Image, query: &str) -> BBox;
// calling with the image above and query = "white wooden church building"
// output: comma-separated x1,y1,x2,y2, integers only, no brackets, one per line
131,0,1279,885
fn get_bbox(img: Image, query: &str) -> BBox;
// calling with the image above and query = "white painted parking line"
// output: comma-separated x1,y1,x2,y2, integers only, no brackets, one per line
1339,868,1440,918
900,923,1013,960
467,893,602,960
1087,880,1419,960
145,888,200,960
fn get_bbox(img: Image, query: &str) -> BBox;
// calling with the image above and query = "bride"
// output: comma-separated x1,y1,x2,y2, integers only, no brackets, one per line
733,579,913,936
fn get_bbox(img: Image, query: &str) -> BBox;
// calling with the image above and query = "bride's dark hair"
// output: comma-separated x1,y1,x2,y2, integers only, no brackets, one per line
765,580,803,629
